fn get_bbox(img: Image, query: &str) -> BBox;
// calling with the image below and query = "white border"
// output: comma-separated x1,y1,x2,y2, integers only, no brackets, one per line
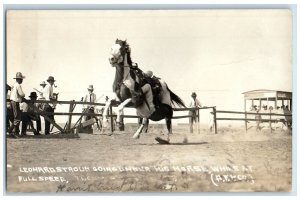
0,1,298,200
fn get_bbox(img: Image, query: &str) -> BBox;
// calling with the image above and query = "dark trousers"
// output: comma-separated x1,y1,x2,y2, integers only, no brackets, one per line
21,113,41,135
84,107,95,130
44,105,54,135
10,101,21,135
6,104,14,133
84,107,94,121
189,110,197,133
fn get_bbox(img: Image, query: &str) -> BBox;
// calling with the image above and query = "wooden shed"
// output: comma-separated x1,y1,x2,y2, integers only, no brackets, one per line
243,89,292,111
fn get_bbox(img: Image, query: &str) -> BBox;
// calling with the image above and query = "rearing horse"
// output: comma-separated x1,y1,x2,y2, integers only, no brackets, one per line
103,39,185,141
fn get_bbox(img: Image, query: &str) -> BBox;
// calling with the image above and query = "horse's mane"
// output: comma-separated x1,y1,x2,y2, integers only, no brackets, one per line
115,39,133,66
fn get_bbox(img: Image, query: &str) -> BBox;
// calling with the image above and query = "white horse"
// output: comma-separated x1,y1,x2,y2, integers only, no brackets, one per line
103,39,185,142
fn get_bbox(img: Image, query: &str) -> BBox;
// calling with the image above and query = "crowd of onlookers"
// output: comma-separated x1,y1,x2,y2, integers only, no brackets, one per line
6,72,59,138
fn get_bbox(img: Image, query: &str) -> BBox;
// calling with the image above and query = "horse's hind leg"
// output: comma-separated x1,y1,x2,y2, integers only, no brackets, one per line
165,118,172,134
138,118,149,133
133,118,147,139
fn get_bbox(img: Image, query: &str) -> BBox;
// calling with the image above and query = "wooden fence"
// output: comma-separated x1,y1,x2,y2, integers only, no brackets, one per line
10,98,289,135
20,99,211,134
215,110,292,133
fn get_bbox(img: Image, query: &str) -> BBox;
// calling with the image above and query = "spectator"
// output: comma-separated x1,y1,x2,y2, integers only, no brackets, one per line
21,92,42,136
9,72,26,137
188,92,202,133
43,76,56,135
83,85,100,130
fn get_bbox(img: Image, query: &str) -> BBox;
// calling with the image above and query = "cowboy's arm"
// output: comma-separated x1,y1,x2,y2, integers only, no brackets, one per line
17,85,25,98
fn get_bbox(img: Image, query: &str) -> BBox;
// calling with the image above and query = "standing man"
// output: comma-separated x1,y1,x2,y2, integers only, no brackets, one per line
39,81,47,99
21,92,42,136
83,85,100,130
43,76,56,135
9,72,26,137
83,85,97,121
188,92,202,133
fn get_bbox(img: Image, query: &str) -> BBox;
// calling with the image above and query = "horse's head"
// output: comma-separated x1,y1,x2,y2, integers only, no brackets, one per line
109,39,131,66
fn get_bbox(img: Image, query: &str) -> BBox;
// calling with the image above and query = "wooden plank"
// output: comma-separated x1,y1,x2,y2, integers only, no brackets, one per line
33,99,106,106
216,110,292,116
81,118,96,127
172,115,194,119
67,101,74,132
27,104,64,133
213,107,217,134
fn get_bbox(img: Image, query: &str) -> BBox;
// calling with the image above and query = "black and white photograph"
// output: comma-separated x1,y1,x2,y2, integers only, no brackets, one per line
4,8,295,193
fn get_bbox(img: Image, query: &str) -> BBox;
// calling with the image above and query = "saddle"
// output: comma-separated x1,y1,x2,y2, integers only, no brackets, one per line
132,65,163,108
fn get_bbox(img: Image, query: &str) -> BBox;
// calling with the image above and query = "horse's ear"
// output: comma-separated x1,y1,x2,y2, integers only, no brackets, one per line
115,38,118,43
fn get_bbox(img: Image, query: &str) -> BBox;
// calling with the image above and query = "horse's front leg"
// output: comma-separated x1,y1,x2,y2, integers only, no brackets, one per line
116,98,131,130
133,118,147,139
102,100,112,132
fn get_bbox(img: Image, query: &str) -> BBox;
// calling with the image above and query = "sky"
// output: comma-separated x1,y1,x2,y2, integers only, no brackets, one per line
6,9,292,124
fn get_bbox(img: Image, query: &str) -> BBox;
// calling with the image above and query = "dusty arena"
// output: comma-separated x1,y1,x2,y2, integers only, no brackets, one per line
6,125,292,193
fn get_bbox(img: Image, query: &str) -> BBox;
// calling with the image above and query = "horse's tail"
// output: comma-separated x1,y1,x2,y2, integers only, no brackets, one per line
167,86,186,108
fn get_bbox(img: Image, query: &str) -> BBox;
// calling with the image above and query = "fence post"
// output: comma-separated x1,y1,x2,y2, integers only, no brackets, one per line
197,108,200,134
213,106,217,134
109,104,114,133
67,100,74,133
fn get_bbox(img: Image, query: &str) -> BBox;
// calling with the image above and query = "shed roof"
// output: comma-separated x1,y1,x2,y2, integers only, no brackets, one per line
243,89,292,100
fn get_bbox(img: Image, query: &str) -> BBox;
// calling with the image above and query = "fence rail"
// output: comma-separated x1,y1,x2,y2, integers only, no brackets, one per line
11,97,290,135
214,109,292,133
9,98,204,134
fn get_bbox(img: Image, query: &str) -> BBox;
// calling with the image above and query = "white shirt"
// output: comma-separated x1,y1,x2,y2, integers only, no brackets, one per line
43,84,54,100
188,97,202,108
43,84,55,108
10,82,25,103
84,92,96,108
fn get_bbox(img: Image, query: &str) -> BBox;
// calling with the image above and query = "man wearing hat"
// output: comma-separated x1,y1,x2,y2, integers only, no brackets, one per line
83,85,97,128
38,81,47,99
21,92,42,135
9,72,26,137
43,76,56,135
188,92,202,133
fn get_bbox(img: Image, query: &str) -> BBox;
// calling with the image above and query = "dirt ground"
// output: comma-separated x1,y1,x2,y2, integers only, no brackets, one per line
6,124,292,193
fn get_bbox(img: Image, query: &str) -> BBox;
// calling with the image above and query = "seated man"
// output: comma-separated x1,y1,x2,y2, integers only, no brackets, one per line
21,92,42,136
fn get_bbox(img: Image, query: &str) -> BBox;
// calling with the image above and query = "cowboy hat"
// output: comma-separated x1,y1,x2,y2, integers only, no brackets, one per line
13,72,25,79
47,76,56,82
28,92,38,98
191,92,197,97
87,85,94,91
40,81,46,86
